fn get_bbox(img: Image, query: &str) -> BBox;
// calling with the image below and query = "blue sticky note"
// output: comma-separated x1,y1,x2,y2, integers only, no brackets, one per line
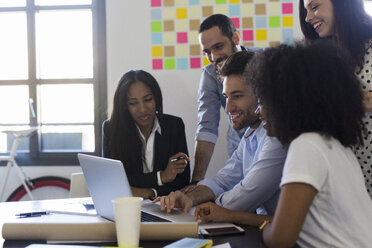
229,5,240,16
255,16,267,28
151,33,162,45
282,28,294,44
189,0,200,5
151,9,162,20
177,58,188,70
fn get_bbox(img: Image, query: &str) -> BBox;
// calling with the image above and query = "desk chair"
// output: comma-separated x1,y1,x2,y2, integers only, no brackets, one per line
70,172,90,198
0,127,38,201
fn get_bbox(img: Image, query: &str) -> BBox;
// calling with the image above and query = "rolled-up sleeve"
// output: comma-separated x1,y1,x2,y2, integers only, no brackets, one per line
195,67,223,144
215,135,286,214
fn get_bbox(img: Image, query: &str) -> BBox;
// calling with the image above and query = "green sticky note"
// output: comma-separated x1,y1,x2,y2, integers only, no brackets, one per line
269,16,281,28
151,21,162,32
215,0,227,4
164,58,176,69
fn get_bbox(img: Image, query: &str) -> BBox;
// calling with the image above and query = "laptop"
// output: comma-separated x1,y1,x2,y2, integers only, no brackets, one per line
77,153,195,223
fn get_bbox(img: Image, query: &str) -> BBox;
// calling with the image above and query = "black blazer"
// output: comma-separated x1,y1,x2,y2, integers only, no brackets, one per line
102,114,190,196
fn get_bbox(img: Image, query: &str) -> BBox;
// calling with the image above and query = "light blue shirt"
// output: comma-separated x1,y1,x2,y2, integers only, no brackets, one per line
195,63,246,156
199,123,287,215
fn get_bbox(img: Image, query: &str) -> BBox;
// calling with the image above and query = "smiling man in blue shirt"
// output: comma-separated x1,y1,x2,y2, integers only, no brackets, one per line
154,51,287,215
190,14,260,188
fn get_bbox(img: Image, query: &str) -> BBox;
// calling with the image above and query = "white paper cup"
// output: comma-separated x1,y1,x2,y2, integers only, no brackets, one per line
112,197,143,247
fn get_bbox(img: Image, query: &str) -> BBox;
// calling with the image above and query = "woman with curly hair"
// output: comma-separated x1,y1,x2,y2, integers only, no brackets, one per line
102,70,190,199
195,42,372,247
299,0,372,197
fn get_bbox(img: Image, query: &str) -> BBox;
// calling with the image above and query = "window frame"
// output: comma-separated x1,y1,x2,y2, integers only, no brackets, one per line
0,0,107,165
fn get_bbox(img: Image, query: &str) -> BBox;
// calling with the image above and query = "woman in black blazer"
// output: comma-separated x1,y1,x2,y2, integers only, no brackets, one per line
102,70,190,199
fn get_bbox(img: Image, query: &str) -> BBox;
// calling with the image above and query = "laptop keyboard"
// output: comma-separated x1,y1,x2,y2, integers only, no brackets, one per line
141,211,171,222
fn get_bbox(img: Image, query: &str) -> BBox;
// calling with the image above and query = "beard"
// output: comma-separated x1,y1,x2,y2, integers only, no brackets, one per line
215,42,238,84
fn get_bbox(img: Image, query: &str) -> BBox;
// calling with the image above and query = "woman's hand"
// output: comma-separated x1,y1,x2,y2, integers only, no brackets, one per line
195,202,233,223
160,152,189,184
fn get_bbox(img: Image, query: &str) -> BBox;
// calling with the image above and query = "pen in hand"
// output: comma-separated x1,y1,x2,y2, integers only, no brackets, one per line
171,156,184,163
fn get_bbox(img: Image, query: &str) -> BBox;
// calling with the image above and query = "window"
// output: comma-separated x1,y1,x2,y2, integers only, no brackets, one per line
365,1,372,17
0,0,107,165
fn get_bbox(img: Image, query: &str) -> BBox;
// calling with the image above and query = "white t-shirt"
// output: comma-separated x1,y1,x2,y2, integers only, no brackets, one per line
281,133,372,248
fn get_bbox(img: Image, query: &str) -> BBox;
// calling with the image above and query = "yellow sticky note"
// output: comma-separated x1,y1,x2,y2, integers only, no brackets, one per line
203,57,210,66
152,46,163,57
256,29,267,41
229,0,240,3
283,16,294,27
176,8,187,19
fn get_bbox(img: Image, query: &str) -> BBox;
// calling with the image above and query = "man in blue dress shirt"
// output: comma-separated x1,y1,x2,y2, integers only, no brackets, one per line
155,51,287,215
191,14,259,187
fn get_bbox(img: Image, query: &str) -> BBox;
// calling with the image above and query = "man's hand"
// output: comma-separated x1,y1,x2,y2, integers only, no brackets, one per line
195,202,232,223
152,190,193,213
180,181,199,193
131,186,154,199
160,153,189,184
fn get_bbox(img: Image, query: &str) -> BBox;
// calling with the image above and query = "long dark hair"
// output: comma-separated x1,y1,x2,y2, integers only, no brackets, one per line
299,0,372,68
107,70,163,169
248,41,365,147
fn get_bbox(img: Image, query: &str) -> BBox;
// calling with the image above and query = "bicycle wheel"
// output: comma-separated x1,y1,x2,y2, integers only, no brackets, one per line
6,176,70,202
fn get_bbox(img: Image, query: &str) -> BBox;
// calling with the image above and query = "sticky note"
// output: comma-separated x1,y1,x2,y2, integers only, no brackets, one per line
201,0,213,4
163,32,175,44
282,28,293,43
177,58,188,69
242,17,253,28
151,33,162,44
215,5,228,15
176,19,188,31
189,6,201,18
190,19,201,31
269,16,280,28
151,9,162,20
152,59,163,70
177,32,188,43
176,0,187,4
164,58,176,69
229,4,241,16
268,2,280,15
176,45,188,57
176,8,187,19
202,6,213,17
189,0,200,5
164,0,175,6
190,57,201,68
151,0,161,7
152,46,163,57
151,21,162,32
255,40,267,47
163,8,176,19
189,31,199,43
256,29,267,40
268,28,281,41
282,3,293,14
282,16,293,27
190,44,201,56
255,16,266,28
243,29,254,41
241,4,254,16
255,3,266,15
216,0,227,3
231,17,240,28
229,0,240,3
164,46,175,57
203,57,210,66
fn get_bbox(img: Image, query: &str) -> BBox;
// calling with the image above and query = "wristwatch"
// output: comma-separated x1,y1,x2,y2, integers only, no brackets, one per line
259,220,271,231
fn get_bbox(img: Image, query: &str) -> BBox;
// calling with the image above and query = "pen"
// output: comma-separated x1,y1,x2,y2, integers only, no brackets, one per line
16,211,49,218
171,156,184,162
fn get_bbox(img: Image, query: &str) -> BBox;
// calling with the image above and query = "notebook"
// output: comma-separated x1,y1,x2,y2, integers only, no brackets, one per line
77,153,195,223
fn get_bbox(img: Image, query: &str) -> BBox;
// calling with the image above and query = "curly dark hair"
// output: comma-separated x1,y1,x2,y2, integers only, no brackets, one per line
247,41,365,147
107,70,163,168
299,0,372,68
199,14,236,39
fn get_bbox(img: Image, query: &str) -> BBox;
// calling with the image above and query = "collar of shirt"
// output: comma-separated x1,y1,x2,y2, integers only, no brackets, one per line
136,116,162,173
244,122,265,141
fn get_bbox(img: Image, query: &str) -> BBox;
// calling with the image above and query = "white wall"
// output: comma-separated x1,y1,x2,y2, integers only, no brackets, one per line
105,0,303,178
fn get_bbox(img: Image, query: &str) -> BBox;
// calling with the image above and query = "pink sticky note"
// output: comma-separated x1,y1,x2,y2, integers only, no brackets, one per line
151,0,161,7
177,32,188,43
282,3,293,14
231,18,240,29
243,30,254,41
190,57,201,69
152,59,163,70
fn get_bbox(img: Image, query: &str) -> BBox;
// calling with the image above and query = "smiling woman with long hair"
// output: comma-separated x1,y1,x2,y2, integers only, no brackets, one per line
102,70,190,199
